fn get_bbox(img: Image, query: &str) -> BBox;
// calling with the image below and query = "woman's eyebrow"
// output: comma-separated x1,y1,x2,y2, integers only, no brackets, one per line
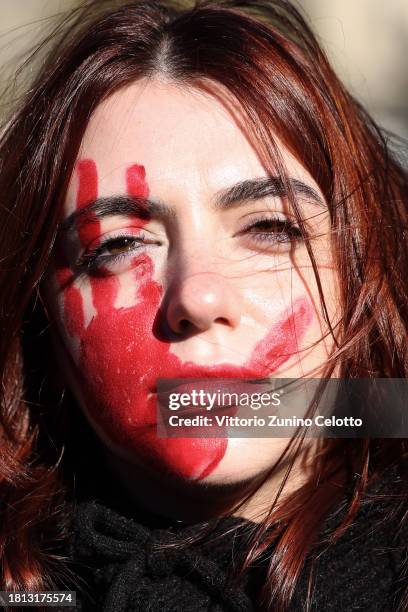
59,176,324,234
59,195,175,234
213,177,325,209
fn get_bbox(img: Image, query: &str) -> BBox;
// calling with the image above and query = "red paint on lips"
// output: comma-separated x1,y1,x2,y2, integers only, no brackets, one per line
57,159,313,481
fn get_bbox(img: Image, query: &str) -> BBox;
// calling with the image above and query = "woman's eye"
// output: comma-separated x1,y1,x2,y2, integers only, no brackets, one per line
76,234,157,271
240,217,303,244
102,236,140,256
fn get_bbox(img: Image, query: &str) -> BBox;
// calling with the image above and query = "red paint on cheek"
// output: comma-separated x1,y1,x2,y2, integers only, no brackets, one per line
80,256,228,482
64,284,85,337
250,297,314,372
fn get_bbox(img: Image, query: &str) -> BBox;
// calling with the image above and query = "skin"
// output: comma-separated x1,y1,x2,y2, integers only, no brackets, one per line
44,78,338,521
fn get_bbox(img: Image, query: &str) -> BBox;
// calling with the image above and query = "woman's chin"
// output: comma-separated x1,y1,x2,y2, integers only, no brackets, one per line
118,436,291,486
197,437,292,484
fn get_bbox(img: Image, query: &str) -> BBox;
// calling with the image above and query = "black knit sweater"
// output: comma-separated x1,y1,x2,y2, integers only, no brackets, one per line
70,466,407,612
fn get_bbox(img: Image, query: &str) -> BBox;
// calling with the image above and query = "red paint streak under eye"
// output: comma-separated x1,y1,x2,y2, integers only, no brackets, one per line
64,284,85,338
55,266,85,338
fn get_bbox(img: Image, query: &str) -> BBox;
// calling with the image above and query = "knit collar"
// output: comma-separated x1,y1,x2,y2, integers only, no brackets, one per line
72,498,256,612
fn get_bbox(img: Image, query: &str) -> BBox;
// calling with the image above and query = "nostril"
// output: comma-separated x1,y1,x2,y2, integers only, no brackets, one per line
177,316,231,333
178,319,191,332
165,274,241,335
214,317,230,326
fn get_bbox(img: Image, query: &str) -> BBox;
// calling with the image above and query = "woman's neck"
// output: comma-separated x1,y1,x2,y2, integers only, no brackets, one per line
102,446,312,525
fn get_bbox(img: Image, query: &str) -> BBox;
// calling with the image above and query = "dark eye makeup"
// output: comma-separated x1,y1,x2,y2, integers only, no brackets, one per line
237,215,303,244
74,214,304,273
75,232,160,272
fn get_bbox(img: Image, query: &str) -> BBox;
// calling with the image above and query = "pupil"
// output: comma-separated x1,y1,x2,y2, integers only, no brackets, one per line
108,238,133,255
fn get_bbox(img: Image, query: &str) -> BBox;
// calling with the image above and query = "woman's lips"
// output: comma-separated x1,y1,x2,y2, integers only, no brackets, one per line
146,366,281,427
156,380,243,416
147,364,284,394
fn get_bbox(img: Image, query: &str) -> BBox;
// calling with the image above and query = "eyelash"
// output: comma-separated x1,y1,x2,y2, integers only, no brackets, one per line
237,215,303,243
76,232,150,271
76,216,303,271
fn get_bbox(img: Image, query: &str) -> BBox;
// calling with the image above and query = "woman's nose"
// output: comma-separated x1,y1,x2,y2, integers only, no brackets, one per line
165,272,241,335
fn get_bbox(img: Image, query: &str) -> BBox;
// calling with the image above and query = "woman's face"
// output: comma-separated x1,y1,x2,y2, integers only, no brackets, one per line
45,79,337,489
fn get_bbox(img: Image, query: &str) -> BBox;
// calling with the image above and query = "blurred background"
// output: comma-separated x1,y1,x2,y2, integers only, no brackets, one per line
0,0,408,138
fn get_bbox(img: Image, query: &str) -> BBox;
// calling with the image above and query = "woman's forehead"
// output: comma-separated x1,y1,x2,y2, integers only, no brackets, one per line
65,78,322,214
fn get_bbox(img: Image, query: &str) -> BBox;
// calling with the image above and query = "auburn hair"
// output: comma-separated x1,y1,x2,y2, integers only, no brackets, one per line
0,0,407,609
